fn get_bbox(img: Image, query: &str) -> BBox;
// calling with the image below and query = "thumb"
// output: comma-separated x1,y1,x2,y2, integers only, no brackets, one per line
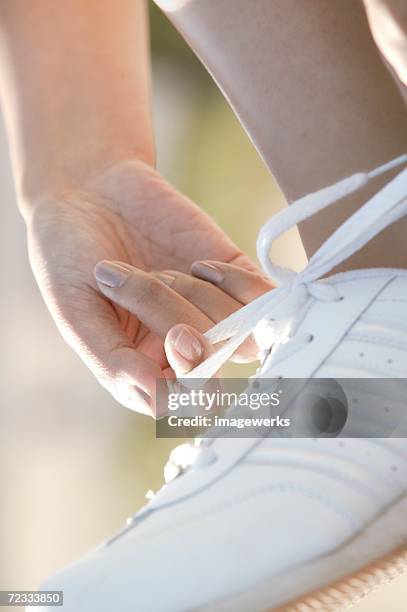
165,324,214,377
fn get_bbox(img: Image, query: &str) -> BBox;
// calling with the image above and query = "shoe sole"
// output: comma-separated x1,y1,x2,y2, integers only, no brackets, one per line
203,492,407,611
277,544,407,611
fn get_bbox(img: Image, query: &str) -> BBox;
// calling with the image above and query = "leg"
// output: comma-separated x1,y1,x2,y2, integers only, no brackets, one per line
158,0,407,269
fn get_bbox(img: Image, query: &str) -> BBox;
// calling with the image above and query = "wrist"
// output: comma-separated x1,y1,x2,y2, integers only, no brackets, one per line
17,146,155,221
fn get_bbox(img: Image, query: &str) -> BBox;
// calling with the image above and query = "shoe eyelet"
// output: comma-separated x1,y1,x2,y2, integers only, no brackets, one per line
308,334,314,342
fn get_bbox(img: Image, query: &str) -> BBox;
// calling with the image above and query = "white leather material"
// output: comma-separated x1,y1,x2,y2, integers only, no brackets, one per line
373,275,407,301
255,438,407,497
40,438,407,612
147,437,260,511
338,380,406,436
319,275,407,379
42,489,356,612
260,271,404,378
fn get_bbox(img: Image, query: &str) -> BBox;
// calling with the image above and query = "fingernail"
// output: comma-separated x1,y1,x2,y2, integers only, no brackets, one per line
156,272,175,287
173,327,203,363
191,261,224,284
95,261,129,288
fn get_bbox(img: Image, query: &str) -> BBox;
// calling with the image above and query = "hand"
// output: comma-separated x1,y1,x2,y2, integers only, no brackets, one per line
95,259,273,384
26,160,255,416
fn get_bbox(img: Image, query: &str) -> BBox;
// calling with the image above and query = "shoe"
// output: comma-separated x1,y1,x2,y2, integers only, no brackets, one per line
36,155,407,611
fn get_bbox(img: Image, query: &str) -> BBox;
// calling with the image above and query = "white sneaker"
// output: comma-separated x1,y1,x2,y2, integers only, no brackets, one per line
37,155,407,611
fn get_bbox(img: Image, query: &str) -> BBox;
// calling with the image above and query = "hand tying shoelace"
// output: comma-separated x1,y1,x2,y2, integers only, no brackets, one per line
183,154,407,382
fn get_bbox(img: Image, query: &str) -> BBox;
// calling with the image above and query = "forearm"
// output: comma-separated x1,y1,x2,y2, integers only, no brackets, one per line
0,0,154,211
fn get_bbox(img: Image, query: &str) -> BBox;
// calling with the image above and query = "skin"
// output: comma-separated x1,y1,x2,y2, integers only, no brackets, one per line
0,0,405,415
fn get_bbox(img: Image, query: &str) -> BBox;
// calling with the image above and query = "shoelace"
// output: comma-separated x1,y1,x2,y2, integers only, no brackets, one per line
184,154,407,381
161,154,407,486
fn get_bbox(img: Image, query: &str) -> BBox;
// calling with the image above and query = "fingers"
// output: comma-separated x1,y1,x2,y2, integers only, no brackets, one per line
94,262,225,404
94,261,213,339
151,270,259,363
153,269,242,321
190,260,274,303
93,259,271,394
165,324,214,376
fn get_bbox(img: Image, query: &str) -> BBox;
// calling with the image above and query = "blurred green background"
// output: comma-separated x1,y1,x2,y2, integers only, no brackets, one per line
0,3,405,610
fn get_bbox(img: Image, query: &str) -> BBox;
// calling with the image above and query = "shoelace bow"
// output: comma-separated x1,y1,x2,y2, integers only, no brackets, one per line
182,154,407,381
